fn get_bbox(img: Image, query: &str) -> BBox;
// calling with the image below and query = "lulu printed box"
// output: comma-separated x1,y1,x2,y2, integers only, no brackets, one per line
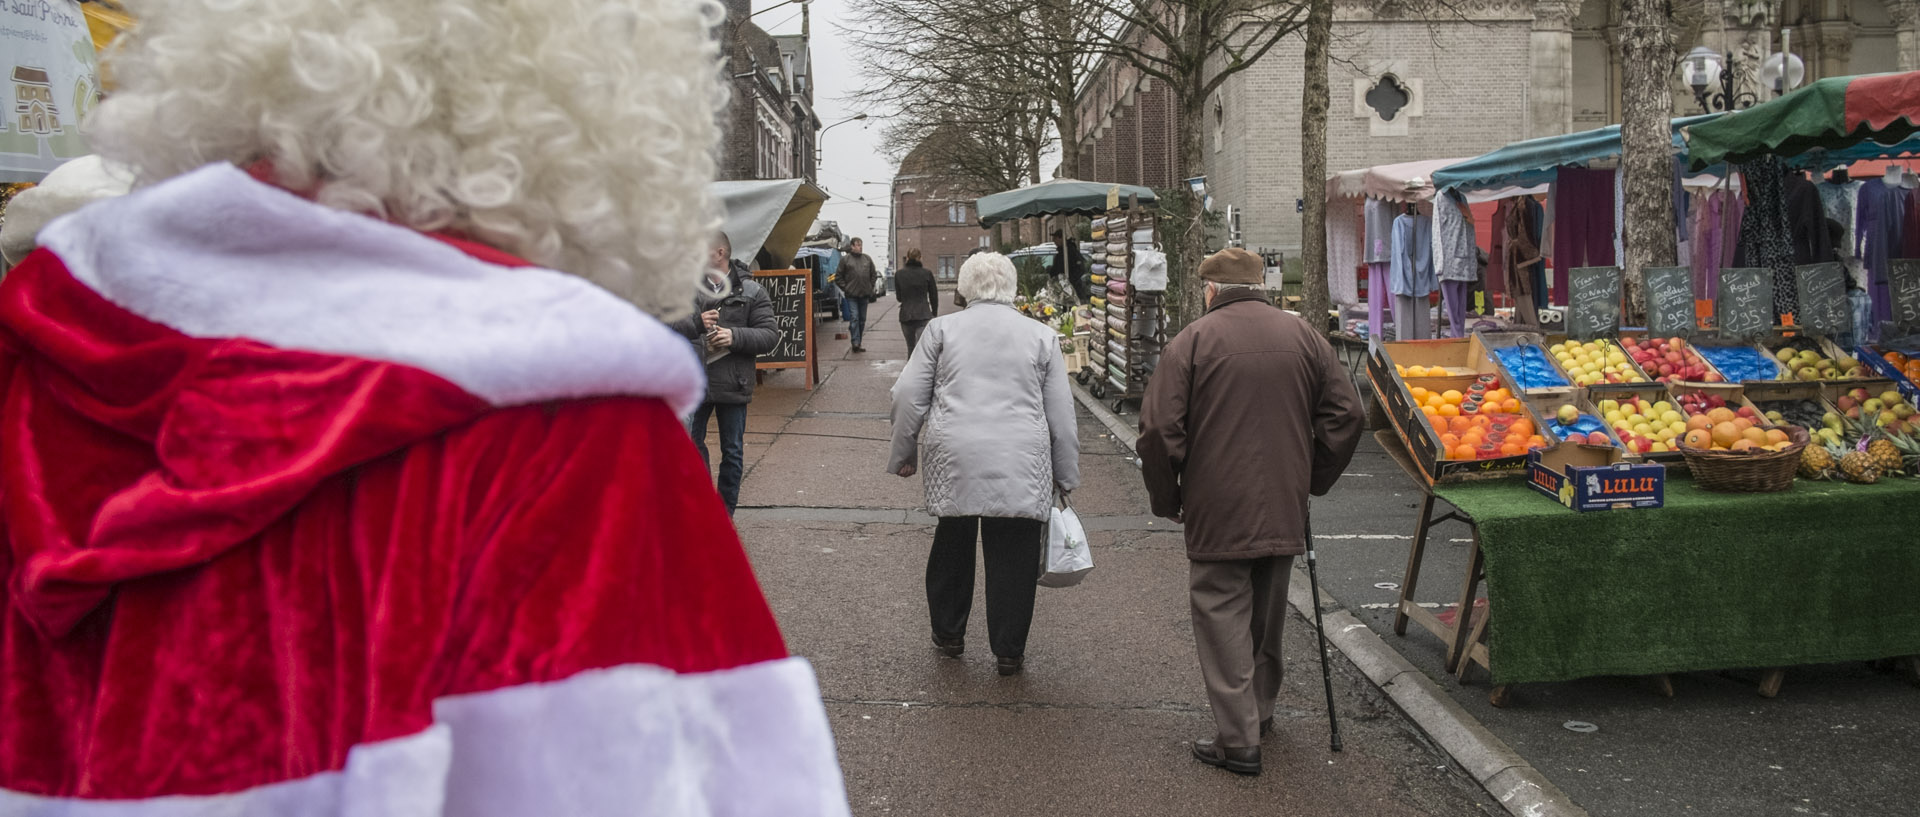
1526,445,1666,513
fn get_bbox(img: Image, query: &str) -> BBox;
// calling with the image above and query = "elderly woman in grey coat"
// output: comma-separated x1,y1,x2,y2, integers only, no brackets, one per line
887,252,1080,676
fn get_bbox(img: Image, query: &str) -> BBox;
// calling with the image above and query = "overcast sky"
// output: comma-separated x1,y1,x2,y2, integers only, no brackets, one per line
756,0,896,262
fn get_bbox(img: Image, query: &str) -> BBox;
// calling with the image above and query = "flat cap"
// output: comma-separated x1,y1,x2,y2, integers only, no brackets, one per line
1198,247,1263,285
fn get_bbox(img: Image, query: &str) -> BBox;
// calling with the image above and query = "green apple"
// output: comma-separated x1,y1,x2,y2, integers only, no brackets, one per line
1557,404,1579,425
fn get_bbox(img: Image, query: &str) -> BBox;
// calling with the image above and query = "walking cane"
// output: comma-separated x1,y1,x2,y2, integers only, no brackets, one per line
1304,517,1343,752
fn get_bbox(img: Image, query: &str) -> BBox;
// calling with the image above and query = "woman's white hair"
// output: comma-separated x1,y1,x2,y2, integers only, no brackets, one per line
957,252,1016,304
87,0,727,319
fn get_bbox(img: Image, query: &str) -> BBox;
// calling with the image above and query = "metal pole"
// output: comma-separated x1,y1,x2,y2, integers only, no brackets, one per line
1303,517,1342,752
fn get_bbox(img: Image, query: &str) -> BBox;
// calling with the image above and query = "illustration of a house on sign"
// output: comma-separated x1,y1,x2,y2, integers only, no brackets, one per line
13,67,61,135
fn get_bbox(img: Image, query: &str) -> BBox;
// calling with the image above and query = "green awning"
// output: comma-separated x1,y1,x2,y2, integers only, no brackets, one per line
974,178,1157,227
1683,71,1920,169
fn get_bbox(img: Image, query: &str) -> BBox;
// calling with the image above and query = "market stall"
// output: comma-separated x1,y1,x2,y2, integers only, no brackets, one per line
711,179,830,387
1325,158,1472,341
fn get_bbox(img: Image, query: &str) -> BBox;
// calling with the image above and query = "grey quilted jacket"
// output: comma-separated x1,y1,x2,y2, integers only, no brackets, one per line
887,301,1080,521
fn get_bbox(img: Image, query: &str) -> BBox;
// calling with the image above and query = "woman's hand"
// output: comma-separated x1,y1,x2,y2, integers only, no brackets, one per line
896,464,916,478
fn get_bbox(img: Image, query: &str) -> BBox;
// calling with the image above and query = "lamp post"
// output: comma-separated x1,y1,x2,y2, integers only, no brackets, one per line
1682,46,1757,113
813,112,867,166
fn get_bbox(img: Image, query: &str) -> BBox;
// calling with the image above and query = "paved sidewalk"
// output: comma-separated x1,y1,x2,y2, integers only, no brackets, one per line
701,299,1499,816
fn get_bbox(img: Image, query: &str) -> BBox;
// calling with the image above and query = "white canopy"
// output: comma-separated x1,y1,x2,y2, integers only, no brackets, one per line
710,179,829,266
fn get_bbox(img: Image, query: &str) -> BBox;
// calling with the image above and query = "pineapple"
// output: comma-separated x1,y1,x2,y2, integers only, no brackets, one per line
1798,444,1835,480
1839,449,1881,484
1884,431,1920,477
1867,437,1905,476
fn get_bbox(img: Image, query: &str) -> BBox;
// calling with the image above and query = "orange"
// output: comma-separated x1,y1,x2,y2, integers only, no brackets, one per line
1441,389,1464,404
1486,388,1510,402
1710,421,1742,448
1460,430,1486,447
1406,365,1429,377
1425,394,1446,409
1439,432,1460,448
1438,404,1460,417
1706,407,1736,425
1741,427,1769,445
1764,428,1789,445
1731,417,1754,432
1686,414,1712,431
1500,442,1526,456
1409,386,1430,404
1421,405,1440,418
1501,398,1520,413
1526,435,1547,448
1448,416,1471,435
1509,418,1534,438
1683,428,1711,448
1452,443,1477,460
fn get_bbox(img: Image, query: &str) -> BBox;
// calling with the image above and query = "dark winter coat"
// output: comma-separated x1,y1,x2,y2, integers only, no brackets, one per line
1136,288,1365,560
838,251,879,299
893,261,939,323
672,261,780,405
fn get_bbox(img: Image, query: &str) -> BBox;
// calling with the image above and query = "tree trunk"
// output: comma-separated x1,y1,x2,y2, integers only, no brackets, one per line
1298,0,1334,334
1054,106,1081,180
1618,0,1679,324
1169,85,1210,328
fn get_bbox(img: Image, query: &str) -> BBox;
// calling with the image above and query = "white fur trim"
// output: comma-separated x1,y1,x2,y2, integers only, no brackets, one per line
0,658,849,817
36,164,705,415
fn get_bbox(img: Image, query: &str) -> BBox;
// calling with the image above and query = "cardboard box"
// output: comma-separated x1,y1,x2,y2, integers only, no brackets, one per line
1526,446,1667,513
1366,350,1545,484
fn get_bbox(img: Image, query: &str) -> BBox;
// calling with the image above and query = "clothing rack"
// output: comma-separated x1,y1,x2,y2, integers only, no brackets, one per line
1081,204,1165,411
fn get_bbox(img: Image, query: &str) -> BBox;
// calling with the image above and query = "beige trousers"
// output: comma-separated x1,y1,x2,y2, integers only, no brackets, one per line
1189,555,1293,749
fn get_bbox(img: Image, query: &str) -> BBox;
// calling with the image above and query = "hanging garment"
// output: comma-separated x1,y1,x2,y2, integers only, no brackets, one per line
1733,157,1799,320
1503,197,1544,328
1367,261,1390,338
1441,279,1473,338
1364,198,1395,264
1486,199,1508,296
1527,196,1549,309
1855,177,1903,335
1389,211,1434,297
1551,167,1618,307
1689,190,1722,299
1784,173,1833,266
1329,199,1361,306
1433,191,1478,283
1818,178,1863,262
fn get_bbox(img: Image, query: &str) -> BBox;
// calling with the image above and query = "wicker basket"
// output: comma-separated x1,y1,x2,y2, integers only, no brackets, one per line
1679,425,1810,493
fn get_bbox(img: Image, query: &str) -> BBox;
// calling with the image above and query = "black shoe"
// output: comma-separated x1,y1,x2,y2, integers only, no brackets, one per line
1192,739,1262,776
851,345,864,353
996,655,1023,676
1260,716,1274,737
931,634,964,658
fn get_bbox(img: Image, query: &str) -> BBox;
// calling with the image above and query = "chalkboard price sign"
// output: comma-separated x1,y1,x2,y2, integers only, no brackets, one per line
1716,267,1773,341
1566,265,1622,340
1892,259,1920,335
1793,262,1851,338
753,269,817,387
1644,266,1694,338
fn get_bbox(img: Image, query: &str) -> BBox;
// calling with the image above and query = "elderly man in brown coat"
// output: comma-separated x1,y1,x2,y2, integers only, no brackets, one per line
1137,247,1364,776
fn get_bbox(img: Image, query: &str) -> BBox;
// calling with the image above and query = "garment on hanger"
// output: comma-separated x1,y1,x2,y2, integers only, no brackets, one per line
1486,199,1508,296
1503,197,1544,328
1364,197,1395,264
1389,209,1434,298
1733,157,1798,320
1819,176,1863,264
1433,191,1478,283
1856,177,1904,337
1551,167,1617,307
1783,172,1832,265
1328,199,1361,306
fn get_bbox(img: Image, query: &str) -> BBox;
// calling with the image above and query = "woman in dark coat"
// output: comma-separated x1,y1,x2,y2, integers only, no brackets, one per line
894,248,939,356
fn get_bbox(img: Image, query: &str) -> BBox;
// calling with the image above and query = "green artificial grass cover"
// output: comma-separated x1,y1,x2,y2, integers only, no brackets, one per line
1434,478,1920,685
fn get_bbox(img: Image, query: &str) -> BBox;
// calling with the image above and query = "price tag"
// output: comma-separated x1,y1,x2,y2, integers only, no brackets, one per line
1793,262,1851,338
1566,265,1621,341
1644,266,1694,338
1716,267,1773,341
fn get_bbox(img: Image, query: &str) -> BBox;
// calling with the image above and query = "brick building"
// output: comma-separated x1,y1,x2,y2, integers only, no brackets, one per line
718,0,819,183
1076,0,1920,263
889,136,996,281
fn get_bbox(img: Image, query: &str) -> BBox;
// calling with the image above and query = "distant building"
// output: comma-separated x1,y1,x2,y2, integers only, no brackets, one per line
889,134,997,281
718,0,818,183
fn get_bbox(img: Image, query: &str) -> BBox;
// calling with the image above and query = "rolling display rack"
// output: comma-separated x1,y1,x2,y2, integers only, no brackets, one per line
1079,203,1166,413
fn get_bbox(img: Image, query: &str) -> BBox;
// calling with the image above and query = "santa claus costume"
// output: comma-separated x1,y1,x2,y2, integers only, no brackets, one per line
0,0,850,814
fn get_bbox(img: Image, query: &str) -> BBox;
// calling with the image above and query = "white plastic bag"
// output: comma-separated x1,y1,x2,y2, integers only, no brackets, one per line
1040,495,1093,588
1132,249,1168,292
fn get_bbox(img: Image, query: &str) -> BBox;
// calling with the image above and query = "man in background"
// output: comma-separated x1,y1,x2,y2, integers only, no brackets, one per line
1136,248,1364,777
676,233,780,515
838,237,879,352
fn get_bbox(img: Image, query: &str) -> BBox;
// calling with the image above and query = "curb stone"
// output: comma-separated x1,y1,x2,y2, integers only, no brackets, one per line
1070,380,1588,817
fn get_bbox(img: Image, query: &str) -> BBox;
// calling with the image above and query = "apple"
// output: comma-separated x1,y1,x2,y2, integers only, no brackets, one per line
1557,404,1580,424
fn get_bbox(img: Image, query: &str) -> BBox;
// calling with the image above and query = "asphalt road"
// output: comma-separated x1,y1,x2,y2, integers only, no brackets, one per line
714,298,1501,816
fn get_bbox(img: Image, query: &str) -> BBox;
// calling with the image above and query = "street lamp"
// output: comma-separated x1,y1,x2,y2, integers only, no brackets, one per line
813,113,868,165
1682,46,1756,113
749,0,811,18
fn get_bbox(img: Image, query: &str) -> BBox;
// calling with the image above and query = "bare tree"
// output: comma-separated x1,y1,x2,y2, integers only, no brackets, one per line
1618,0,1682,323
1298,0,1334,333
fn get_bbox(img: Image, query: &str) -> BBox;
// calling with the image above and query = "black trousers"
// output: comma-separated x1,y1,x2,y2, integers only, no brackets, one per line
901,319,929,357
927,516,1043,659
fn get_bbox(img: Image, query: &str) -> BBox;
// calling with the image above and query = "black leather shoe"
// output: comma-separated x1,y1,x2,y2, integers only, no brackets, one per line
1192,739,1261,776
931,635,963,658
1260,716,1275,737
996,655,1023,676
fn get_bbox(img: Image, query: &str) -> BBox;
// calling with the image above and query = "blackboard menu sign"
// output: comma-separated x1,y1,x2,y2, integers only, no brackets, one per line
753,269,817,387
1892,259,1920,335
1644,266,1694,338
1717,267,1773,340
1794,262,1851,338
1566,265,1621,340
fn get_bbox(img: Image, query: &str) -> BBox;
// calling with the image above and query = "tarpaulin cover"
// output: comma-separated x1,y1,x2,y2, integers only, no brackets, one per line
1432,114,1722,192
975,178,1157,227
712,179,829,266
1326,158,1467,203
1685,72,1920,169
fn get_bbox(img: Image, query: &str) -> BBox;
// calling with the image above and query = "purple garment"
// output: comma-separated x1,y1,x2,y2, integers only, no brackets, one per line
1368,261,1390,338
1441,279,1473,338
1857,178,1905,336
1551,167,1617,306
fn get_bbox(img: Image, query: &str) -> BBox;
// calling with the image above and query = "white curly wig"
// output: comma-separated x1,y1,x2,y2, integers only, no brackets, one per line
87,0,728,319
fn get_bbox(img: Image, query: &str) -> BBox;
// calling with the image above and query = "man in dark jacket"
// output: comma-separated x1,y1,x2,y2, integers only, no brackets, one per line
838,237,879,352
1052,229,1091,302
674,233,780,515
1136,247,1364,777
893,248,939,357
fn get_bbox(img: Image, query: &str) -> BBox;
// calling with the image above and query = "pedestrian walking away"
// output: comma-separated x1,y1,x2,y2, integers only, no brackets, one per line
838,237,879,352
893,247,939,357
887,252,1080,676
674,233,781,515
1135,247,1365,777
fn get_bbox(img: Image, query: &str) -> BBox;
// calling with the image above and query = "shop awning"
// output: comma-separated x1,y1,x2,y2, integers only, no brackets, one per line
1684,72,1920,169
711,179,828,266
975,178,1157,227
1326,158,1466,203
1432,114,1722,192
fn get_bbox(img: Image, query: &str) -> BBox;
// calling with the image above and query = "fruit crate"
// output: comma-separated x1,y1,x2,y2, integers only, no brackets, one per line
1579,386,1690,464
1741,381,1850,450
1524,393,1627,453
1617,331,1726,385
1374,334,1503,380
1823,380,1920,438
1686,336,1781,384
1366,351,1550,484
1856,343,1920,407
1478,331,1575,396
1757,332,1875,384
1542,335,1656,388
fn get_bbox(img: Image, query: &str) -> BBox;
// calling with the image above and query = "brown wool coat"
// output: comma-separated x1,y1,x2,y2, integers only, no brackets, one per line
1136,288,1365,560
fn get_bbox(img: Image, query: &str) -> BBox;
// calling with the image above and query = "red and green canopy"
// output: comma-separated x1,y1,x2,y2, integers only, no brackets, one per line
1683,71,1920,169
